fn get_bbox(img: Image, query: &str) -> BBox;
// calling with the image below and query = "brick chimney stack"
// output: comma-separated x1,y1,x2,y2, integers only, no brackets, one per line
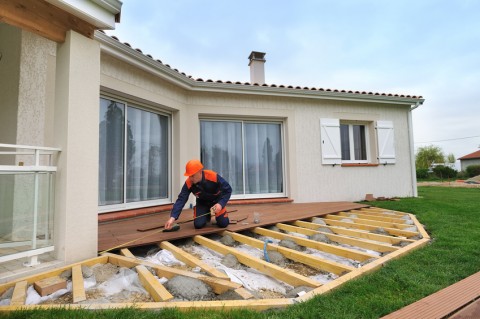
248,51,266,85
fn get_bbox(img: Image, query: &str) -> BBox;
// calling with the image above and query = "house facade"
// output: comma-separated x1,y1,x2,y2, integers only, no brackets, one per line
0,0,424,280
458,150,480,172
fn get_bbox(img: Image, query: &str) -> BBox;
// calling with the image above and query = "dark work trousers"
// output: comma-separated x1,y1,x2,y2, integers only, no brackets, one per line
193,203,229,229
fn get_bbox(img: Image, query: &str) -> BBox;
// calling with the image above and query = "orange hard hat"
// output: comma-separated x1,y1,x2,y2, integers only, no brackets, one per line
184,159,203,176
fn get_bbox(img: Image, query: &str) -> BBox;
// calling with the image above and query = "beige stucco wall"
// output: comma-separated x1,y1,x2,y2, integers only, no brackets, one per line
0,23,21,149
100,50,415,204
187,93,414,202
100,54,191,205
294,100,413,201
16,29,56,148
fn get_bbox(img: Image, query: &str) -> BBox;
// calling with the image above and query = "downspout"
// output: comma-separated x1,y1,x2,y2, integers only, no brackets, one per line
408,101,423,197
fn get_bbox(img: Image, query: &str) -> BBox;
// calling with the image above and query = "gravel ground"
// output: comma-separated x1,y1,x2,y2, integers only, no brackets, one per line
417,181,480,188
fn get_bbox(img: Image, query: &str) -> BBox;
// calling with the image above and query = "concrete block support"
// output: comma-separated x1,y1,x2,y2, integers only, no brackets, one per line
54,31,100,263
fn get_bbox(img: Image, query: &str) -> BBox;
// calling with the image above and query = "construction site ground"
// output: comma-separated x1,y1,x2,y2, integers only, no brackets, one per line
1,201,434,312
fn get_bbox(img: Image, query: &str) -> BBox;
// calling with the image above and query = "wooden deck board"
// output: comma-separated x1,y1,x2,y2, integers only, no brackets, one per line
98,202,368,252
382,271,480,319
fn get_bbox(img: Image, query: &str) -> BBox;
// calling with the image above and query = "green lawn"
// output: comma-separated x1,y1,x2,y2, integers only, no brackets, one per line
3,186,479,319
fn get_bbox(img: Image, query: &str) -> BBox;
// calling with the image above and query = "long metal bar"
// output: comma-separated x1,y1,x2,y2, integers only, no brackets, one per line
0,246,54,264
0,143,61,151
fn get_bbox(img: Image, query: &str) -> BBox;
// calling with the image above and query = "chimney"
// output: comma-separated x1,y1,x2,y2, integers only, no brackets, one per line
248,51,266,85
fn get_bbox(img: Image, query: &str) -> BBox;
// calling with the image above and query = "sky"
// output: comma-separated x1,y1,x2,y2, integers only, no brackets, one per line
106,0,480,167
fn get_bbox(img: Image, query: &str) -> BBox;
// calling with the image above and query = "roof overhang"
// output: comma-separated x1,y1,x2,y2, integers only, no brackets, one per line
96,31,424,107
0,0,122,43
45,0,122,29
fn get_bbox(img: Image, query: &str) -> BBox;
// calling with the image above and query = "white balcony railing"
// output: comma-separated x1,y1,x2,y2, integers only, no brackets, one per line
0,143,60,267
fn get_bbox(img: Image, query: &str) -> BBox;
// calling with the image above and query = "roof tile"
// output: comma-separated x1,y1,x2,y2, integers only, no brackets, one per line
104,33,424,100
459,150,480,160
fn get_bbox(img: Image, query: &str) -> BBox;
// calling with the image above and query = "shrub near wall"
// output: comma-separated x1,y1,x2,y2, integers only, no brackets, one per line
416,168,429,179
432,165,457,179
465,165,480,177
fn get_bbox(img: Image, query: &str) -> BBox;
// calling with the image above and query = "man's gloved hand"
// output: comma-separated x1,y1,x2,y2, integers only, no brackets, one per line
164,217,176,230
210,203,222,215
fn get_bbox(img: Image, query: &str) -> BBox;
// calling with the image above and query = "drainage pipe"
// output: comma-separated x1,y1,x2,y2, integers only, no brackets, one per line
408,101,423,197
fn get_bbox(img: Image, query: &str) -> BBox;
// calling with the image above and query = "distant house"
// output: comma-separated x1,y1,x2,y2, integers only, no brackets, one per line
0,0,424,279
458,150,480,171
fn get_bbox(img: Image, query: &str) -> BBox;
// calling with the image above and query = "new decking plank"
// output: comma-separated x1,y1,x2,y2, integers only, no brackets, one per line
449,298,480,319
382,272,480,319
98,202,369,251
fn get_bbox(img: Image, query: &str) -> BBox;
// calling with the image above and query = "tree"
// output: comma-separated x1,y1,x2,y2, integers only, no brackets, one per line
446,153,456,164
415,145,445,169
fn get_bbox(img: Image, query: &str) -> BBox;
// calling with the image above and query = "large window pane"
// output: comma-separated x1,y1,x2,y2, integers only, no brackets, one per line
244,123,283,194
99,98,125,205
99,97,170,208
200,120,284,197
340,124,350,160
340,123,368,162
353,125,367,160
127,107,169,202
200,121,243,194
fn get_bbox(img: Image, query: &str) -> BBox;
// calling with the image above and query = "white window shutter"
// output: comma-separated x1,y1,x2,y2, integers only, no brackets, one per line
376,120,396,164
320,118,342,165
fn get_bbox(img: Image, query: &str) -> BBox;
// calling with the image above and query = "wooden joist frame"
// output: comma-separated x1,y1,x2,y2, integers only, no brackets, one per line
0,207,430,312
72,265,86,303
337,211,409,224
325,214,413,230
193,235,322,288
158,241,231,280
293,220,415,245
275,223,399,253
253,227,378,262
104,253,241,295
319,218,419,238
135,265,174,301
221,230,354,275
9,281,27,306
362,207,407,216
0,255,109,296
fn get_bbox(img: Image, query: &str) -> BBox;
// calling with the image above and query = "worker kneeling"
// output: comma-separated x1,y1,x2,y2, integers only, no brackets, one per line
164,159,232,230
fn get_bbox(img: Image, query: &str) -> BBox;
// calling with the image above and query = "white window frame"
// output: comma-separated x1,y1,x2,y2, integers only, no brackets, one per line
340,121,370,164
98,95,172,213
321,118,397,166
